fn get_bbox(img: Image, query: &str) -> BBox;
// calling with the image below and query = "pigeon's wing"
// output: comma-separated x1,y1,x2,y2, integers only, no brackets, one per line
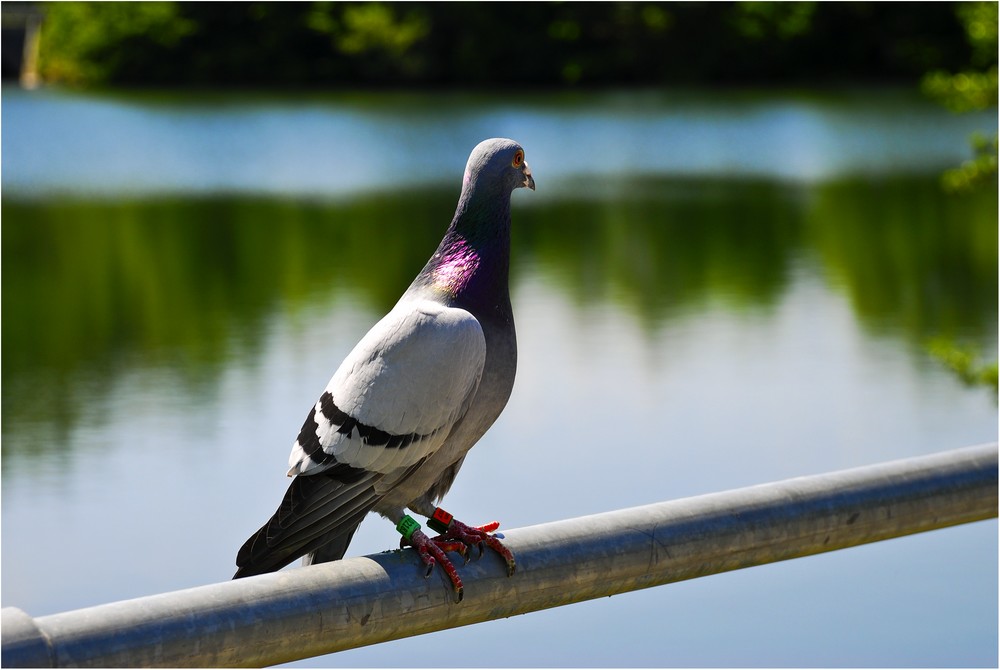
234,462,386,577
288,298,488,477
234,299,486,578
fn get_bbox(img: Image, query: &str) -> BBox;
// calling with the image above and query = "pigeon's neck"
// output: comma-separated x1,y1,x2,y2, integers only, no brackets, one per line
416,186,512,311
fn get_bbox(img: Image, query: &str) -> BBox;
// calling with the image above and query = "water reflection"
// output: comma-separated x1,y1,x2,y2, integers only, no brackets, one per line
806,178,998,344
520,178,805,325
3,176,995,468
3,86,996,197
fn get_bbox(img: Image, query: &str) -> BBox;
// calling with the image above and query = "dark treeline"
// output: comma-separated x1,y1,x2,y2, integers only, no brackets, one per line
35,2,990,88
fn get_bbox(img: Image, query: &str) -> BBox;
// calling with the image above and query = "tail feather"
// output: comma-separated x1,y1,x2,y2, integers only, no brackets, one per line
303,518,362,566
270,474,373,541
234,464,380,579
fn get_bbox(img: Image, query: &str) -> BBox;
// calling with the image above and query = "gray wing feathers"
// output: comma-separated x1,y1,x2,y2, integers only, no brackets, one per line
233,467,382,578
288,299,486,476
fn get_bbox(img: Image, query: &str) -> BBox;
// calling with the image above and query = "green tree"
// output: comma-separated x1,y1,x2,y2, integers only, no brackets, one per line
918,2,998,395
37,2,194,85
922,1,998,192
928,338,999,395
33,2,978,88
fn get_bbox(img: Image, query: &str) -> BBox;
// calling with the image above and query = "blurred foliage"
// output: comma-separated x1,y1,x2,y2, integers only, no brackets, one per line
730,2,816,41
35,2,196,86
307,2,430,79
915,2,998,391
939,132,999,192
927,338,999,394
33,2,984,88
921,1,998,193
923,68,998,113
4,175,996,449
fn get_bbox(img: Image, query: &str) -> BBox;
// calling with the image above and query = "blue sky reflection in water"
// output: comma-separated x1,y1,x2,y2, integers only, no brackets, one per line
2,87,996,196
1,88,997,667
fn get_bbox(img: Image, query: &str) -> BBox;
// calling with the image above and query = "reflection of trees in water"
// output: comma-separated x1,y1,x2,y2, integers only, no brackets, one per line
521,177,997,345
2,176,996,459
806,178,997,347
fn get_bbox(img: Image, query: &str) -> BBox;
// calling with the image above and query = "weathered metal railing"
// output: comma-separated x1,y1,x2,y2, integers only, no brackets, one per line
3,443,996,668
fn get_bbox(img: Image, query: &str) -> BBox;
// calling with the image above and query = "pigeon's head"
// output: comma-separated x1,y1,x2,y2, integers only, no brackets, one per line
463,138,535,195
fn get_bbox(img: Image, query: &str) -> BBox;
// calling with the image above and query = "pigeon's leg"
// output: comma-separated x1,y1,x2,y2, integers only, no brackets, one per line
396,515,466,602
426,507,517,577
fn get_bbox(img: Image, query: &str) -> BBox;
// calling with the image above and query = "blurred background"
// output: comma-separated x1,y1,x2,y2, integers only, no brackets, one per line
2,2,997,667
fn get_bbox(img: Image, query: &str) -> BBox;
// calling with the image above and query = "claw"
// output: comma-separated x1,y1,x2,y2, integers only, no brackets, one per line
405,529,465,602
484,534,517,577
436,519,517,577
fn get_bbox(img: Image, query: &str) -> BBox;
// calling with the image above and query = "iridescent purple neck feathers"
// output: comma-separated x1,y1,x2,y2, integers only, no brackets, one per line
415,217,510,312
430,237,482,297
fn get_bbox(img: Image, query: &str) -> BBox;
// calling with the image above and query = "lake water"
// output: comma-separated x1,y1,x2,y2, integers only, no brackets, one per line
2,86,997,667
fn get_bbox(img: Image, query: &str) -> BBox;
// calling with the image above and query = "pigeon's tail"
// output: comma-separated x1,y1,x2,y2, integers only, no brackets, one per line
233,464,381,579
302,523,361,567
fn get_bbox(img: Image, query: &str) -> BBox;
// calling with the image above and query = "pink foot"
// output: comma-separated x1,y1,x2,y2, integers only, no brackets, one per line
432,519,517,577
399,513,516,603
403,529,468,602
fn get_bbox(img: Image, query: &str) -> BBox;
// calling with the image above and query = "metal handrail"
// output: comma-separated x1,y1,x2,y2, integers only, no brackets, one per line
3,443,996,668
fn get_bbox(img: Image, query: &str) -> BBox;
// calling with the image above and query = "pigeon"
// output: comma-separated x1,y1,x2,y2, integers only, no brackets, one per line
234,138,534,601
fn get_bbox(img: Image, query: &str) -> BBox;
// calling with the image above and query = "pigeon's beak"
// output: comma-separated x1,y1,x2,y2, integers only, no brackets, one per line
521,161,535,191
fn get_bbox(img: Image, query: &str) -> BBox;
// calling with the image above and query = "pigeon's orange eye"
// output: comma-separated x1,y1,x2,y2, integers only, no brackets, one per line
512,150,524,168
